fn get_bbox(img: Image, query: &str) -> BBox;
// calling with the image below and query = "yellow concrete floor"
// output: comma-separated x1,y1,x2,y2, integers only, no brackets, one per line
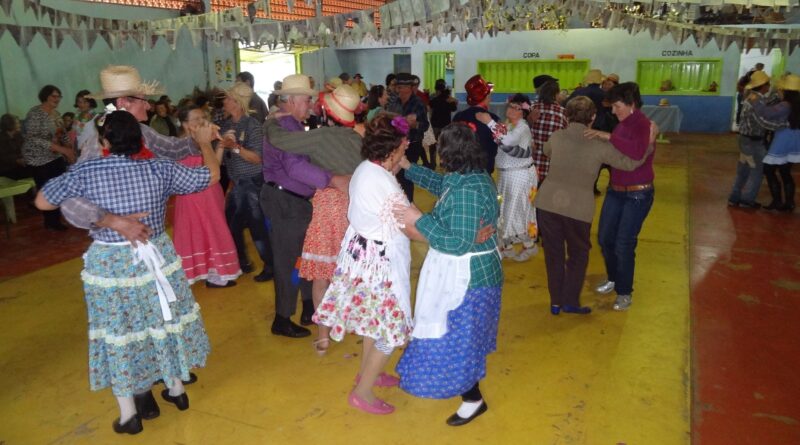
0,160,690,444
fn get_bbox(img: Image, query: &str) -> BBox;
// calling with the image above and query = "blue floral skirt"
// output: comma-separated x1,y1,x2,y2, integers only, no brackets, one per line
81,232,210,397
396,286,501,399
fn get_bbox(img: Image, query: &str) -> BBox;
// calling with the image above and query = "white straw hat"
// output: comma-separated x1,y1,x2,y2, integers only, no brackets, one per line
320,84,360,126
89,65,164,100
274,74,316,96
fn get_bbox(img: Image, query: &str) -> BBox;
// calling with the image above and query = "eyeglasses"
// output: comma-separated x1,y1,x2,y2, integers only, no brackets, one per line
126,96,149,103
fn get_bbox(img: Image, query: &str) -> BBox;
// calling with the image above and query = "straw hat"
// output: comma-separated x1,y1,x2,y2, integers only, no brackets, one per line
226,82,253,115
326,77,343,89
320,84,360,127
658,98,670,106
89,65,164,99
275,74,316,96
778,74,800,92
583,69,604,85
745,71,770,90
605,73,620,84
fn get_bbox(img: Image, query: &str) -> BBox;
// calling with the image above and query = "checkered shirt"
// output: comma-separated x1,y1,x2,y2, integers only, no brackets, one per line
43,156,210,242
530,101,567,180
405,165,503,287
219,115,264,180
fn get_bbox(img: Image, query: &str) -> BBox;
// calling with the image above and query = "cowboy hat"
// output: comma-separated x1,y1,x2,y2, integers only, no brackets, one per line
275,74,316,96
89,65,164,100
533,74,558,89
745,71,770,90
320,84,360,127
465,74,494,106
778,74,800,92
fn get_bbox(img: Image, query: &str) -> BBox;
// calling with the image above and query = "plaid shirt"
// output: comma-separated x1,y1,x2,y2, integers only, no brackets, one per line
43,156,210,242
219,115,264,180
738,91,785,137
530,101,567,180
405,164,503,287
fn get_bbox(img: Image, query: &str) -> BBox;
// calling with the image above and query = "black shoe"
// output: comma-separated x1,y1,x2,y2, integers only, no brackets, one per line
763,201,784,211
271,317,311,338
241,262,255,274
155,372,198,386
112,414,143,434
446,401,488,426
253,270,274,282
300,311,314,326
133,390,160,420
779,203,795,212
160,389,189,410
727,200,739,207
205,280,237,288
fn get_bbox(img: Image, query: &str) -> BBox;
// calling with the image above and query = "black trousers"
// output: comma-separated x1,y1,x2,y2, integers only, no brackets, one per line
397,140,425,202
764,163,795,207
32,157,67,228
259,184,312,319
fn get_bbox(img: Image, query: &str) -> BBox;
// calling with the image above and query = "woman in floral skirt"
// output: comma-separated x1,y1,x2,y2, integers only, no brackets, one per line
313,113,415,415
35,110,219,435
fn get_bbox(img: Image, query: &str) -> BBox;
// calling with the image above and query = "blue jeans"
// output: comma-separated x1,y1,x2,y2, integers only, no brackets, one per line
597,187,654,296
728,136,766,204
225,175,273,272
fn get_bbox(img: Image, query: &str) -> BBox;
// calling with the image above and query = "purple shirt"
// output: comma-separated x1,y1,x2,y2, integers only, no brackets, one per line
608,109,655,186
262,116,331,198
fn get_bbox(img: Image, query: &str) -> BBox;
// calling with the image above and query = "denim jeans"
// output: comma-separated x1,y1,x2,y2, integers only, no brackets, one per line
225,175,272,272
597,187,654,296
728,136,766,204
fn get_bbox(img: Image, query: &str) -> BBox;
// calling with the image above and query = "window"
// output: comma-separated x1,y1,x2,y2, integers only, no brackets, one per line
636,59,722,95
477,60,590,93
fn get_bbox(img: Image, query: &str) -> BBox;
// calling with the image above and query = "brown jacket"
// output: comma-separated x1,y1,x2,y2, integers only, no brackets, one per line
535,123,646,223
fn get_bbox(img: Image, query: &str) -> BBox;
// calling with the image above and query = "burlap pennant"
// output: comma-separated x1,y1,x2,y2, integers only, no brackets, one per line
0,0,11,17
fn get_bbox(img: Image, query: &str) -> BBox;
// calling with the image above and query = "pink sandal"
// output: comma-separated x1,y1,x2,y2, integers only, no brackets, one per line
354,372,400,387
348,391,395,415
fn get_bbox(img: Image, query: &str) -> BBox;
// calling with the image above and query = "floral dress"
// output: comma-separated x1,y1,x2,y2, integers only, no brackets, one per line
313,161,413,348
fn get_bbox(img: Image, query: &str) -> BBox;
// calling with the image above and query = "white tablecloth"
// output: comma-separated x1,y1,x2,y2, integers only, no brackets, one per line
642,105,683,133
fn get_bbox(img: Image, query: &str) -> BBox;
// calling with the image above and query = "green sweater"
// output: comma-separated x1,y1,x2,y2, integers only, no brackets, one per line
263,118,362,175
406,164,503,288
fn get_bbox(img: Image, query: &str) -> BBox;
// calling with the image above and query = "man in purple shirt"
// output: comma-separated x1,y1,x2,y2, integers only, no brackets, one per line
259,74,350,338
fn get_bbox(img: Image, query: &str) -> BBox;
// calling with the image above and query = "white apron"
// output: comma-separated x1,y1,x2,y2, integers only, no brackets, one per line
411,248,498,339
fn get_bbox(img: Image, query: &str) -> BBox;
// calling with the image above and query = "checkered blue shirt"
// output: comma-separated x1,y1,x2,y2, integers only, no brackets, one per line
43,156,210,242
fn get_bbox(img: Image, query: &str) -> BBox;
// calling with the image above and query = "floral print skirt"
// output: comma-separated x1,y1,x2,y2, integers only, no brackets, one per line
299,188,349,281
396,286,501,399
81,232,210,397
313,231,412,349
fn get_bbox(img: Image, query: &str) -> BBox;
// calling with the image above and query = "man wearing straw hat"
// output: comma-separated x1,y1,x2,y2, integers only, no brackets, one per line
728,70,772,209
264,83,364,352
259,73,351,338
60,65,215,244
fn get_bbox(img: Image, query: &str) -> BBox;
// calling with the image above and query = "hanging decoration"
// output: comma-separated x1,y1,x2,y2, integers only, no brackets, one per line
0,0,799,54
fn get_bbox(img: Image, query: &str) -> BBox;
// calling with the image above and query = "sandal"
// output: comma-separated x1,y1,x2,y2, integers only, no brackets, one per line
312,337,330,356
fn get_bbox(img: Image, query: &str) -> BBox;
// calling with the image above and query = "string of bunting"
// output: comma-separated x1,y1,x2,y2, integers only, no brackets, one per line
0,0,799,53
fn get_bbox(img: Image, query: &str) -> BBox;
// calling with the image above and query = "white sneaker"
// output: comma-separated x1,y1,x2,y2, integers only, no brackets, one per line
501,247,516,259
595,280,615,294
613,294,632,311
513,245,538,262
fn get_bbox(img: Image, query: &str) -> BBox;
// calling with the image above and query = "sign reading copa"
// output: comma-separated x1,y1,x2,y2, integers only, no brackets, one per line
662,50,694,56
522,52,541,58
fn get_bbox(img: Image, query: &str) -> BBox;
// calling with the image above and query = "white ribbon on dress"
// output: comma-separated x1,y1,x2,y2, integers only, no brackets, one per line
411,248,497,339
131,242,177,321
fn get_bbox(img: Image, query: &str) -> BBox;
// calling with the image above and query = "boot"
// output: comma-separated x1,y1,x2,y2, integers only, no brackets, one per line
763,167,783,210
780,177,795,211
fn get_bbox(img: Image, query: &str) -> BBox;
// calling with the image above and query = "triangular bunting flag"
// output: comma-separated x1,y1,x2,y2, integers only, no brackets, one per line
0,0,12,17
86,29,99,49
20,26,34,48
6,24,20,46
38,26,53,48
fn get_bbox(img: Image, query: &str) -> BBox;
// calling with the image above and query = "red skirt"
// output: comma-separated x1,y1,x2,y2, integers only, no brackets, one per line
299,188,349,281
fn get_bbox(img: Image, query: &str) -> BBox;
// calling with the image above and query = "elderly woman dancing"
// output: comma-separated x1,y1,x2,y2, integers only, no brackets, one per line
395,122,502,426
313,113,415,415
35,110,219,434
